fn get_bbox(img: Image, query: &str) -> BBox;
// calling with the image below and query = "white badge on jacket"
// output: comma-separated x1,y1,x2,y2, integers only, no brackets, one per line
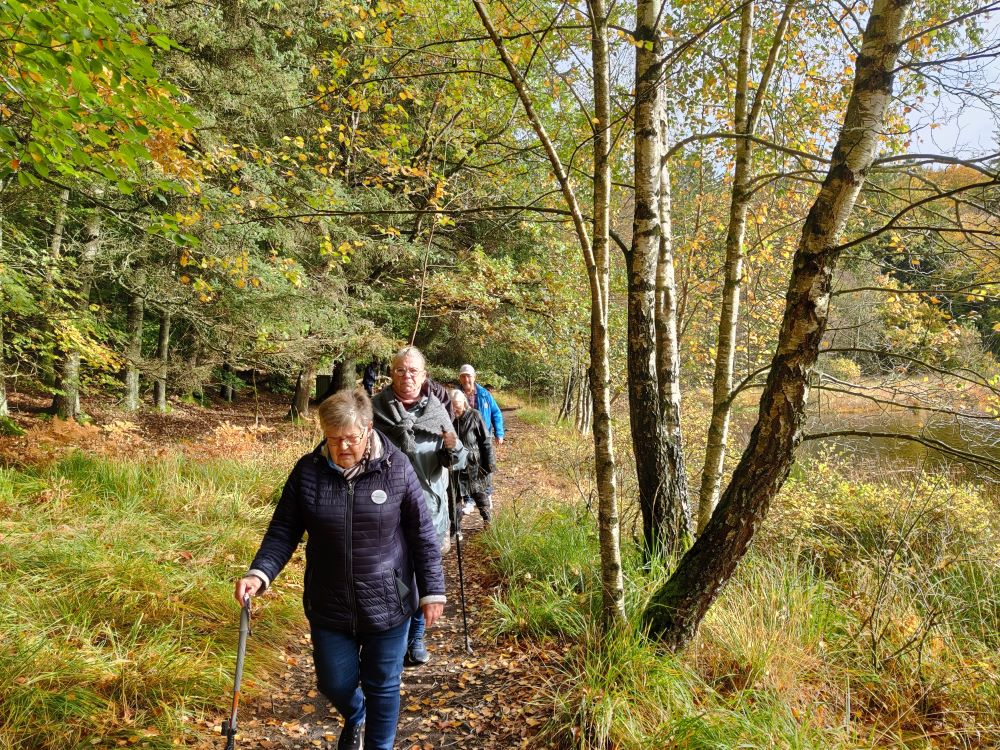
371,489,388,505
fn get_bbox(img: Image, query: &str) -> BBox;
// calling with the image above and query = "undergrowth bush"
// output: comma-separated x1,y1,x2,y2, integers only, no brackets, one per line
0,450,304,749
483,412,1000,749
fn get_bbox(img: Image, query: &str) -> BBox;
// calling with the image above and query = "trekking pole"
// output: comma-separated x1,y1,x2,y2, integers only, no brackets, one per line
449,476,473,654
221,594,252,750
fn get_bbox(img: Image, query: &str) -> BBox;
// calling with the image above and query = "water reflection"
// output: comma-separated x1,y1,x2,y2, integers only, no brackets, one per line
799,410,1000,482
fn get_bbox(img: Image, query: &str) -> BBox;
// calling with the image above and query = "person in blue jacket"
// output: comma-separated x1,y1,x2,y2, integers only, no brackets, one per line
235,388,445,750
457,364,503,513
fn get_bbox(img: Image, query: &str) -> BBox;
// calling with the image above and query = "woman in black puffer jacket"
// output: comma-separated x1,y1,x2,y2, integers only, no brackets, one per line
235,388,445,750
450,389,496,524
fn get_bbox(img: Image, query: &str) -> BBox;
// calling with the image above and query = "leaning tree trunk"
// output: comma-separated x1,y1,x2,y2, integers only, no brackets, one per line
644,0,913,649
124,290,144,411
153,309,171,413
628,0,690,559
289,363,317,419
697,0,794,533
53,192,102,420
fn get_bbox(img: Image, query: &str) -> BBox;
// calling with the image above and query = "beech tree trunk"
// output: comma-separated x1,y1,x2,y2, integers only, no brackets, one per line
125,291,144,411
473,0,624,627
220,361,234,402
644,0,913,649
53,193,102,420
698,0,794,533
289,364,317,419
153,310,171,412
629,0,689,557
0,185,7,418
42,189,69,387
0,311,7,419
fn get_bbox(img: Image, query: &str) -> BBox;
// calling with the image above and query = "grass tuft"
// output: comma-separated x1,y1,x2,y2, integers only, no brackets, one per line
0,449,304,749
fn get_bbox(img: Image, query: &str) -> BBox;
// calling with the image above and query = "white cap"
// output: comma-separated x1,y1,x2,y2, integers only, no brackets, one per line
458,364,475,377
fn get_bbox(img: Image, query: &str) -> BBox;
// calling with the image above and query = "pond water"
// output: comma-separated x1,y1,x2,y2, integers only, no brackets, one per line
799,410,1000,483
727,404,1000,484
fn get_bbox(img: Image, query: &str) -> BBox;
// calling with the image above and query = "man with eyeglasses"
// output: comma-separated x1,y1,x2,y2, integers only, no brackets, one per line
371,345,467,667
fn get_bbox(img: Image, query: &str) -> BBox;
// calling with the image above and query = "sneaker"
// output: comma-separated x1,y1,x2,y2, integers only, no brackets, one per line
405,635,430,666
337,721,364,750
462,500,475,516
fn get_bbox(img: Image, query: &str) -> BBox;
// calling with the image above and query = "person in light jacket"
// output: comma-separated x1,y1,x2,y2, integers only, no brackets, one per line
372,345,467,667
235,388,445,750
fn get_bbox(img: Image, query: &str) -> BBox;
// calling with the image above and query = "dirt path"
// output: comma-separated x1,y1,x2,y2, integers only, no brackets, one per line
199,412,563,750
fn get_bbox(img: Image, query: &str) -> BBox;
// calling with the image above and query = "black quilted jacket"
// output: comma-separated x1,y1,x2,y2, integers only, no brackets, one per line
249,431,445,633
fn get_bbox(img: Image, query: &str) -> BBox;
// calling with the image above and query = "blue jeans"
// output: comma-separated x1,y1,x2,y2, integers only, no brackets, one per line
311,619,409,750
408,609,424,646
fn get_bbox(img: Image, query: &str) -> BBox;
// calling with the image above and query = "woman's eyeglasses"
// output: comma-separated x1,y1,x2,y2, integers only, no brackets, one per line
326,430,368,447
392,367,423,377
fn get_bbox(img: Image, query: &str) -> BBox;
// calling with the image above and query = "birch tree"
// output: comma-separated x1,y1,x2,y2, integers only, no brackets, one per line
471,0,626,626
696,0,795,532
645,0,915,649
629,0,691,556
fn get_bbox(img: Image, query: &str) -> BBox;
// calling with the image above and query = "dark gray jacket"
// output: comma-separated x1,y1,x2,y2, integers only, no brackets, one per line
248,431,445,633
453,408,495,496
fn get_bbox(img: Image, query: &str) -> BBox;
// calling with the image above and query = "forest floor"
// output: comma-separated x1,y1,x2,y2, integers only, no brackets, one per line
0,388,568,750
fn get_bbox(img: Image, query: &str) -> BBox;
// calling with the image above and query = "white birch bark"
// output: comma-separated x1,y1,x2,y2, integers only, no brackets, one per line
697,0,794,532
630,0,690,556
588,0,625,625
646,0,914,649
471,0,624,625
655,93,691,542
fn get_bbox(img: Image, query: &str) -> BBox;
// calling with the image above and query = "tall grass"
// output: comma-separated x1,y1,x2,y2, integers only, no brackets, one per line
0,450,305,749
481,413,1000,749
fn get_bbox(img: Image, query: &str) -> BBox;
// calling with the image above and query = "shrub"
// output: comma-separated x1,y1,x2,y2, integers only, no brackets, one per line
817,355,862,381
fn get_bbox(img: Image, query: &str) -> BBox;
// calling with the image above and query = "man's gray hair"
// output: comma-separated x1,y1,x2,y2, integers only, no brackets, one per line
451,389,468,408
391,345,426,370
317,388,373,433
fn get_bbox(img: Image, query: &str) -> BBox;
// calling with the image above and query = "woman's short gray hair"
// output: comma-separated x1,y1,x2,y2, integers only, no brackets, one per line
317,388,373,433
451,389,468,408
391,345,426,370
